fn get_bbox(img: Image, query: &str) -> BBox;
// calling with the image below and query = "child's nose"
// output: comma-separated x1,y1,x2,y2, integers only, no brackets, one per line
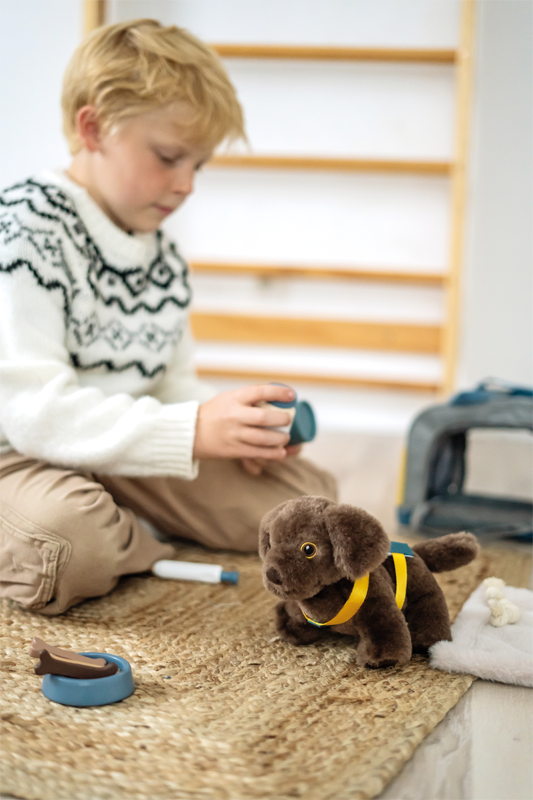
172,164,195,196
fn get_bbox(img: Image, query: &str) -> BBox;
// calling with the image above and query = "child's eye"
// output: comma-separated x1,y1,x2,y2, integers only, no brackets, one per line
300,542,317,559
155,150,183,166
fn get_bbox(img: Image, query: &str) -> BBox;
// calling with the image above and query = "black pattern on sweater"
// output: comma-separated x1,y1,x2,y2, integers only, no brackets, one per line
0,178,192,377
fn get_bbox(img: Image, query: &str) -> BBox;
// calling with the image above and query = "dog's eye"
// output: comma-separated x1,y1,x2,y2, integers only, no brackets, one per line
301,542,317,559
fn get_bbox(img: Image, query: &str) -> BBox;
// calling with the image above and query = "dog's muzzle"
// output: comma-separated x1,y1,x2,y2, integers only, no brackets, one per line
266,567,282,586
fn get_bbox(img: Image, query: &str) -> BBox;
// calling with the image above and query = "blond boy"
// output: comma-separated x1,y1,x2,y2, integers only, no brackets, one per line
0,20,336,615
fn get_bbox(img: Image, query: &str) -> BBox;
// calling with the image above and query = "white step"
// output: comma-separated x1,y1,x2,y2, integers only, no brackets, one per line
193,341,443,385
189,273,445,324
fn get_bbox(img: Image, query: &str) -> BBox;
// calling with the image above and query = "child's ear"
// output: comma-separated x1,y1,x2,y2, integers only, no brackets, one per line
323,504,390,580
75,105,103,152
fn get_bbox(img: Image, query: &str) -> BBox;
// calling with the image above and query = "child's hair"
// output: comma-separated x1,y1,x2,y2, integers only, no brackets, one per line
62,19,245,154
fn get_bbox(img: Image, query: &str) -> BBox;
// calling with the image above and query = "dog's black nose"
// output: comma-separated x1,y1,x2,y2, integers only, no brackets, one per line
266,567,282,585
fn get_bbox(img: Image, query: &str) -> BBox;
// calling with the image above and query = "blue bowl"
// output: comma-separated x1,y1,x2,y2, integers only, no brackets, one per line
41,652,134,707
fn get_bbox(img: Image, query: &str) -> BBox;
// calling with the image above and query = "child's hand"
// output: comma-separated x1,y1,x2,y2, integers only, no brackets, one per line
193,384,296,462
241,444,303,476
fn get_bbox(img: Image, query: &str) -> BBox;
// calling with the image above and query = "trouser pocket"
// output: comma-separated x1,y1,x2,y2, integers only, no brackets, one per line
0,503,71,610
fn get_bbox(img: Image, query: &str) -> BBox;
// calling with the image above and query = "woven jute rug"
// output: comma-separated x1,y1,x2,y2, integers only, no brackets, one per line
1,540,531,800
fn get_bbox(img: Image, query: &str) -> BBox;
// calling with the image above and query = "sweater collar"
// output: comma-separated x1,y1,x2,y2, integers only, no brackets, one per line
40,168,158,264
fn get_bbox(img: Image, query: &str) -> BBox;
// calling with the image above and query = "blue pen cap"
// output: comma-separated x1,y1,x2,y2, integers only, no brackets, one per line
289,401,317,445
267,382,297,409
221,570,239,584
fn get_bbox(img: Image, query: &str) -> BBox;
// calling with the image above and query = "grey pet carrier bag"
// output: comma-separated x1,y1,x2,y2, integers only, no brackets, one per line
397,381,533,541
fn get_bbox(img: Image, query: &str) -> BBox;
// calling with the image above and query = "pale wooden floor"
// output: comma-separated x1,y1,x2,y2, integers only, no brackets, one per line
2,430,531,800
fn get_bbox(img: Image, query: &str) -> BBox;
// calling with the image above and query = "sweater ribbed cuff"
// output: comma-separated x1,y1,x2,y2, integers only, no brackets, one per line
133,401,200,479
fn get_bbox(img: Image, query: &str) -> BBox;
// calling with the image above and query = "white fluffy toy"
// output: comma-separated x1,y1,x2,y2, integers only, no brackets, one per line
483,577,521,627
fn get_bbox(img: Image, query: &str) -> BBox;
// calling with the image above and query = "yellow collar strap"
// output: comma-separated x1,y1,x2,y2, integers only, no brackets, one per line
303,542,413,627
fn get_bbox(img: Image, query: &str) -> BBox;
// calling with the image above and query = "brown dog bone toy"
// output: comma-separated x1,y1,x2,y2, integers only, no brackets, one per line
34,649,118,680
29,637,106,667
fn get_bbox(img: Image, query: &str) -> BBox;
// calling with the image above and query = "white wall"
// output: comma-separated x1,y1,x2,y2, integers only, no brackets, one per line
0,0,82,186
458,0,533,388
108,0,460,47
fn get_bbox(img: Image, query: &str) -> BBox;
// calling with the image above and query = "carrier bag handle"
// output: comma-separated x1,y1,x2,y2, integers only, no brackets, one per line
451,378,533,406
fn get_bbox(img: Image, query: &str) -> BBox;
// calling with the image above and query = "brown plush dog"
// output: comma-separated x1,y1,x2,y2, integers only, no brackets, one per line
259,496,479,669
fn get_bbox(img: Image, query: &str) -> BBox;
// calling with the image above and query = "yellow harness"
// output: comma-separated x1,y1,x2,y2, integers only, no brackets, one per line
303,542,414,628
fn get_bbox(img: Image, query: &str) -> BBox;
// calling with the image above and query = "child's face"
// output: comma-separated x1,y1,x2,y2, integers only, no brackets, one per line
90,102,213,233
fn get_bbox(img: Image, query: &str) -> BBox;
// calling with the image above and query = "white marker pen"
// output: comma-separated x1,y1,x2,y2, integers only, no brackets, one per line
152,560,239,585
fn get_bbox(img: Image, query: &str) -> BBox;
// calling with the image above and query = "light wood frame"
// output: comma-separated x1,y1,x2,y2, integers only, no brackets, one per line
195,367,441,393
82,0,475,393
210,154,451,175
190,262,446,286
442,0,476,393
202,4,476,392
211,44,457,63
190,313,441,354
84,0,105,34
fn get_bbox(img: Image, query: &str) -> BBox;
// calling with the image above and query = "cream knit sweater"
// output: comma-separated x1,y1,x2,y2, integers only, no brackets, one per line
0,170,214,478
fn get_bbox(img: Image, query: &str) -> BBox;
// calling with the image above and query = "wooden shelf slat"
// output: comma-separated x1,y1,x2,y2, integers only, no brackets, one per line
442,0,476,393
210,154,452,175
191,313,441,354
84,0,105,34
190,261,446,286
211,44,457,64
196,366,440,392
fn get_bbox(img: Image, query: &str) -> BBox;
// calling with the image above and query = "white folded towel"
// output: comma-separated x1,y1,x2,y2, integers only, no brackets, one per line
429,578,533,687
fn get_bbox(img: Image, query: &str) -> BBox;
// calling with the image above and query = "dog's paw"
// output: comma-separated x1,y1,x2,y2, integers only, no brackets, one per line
362,656,403,669
356,638,412,670
275,601,322,646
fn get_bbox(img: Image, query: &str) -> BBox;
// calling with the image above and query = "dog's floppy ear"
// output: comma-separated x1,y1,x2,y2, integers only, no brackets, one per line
259,496,336,559
323,504,390,580
258,501,286,559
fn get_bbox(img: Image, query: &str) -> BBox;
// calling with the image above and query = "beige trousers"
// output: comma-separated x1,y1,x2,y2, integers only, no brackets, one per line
0,450,336,616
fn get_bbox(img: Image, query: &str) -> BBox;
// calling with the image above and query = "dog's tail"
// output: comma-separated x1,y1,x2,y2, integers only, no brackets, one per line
412,532,479,573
